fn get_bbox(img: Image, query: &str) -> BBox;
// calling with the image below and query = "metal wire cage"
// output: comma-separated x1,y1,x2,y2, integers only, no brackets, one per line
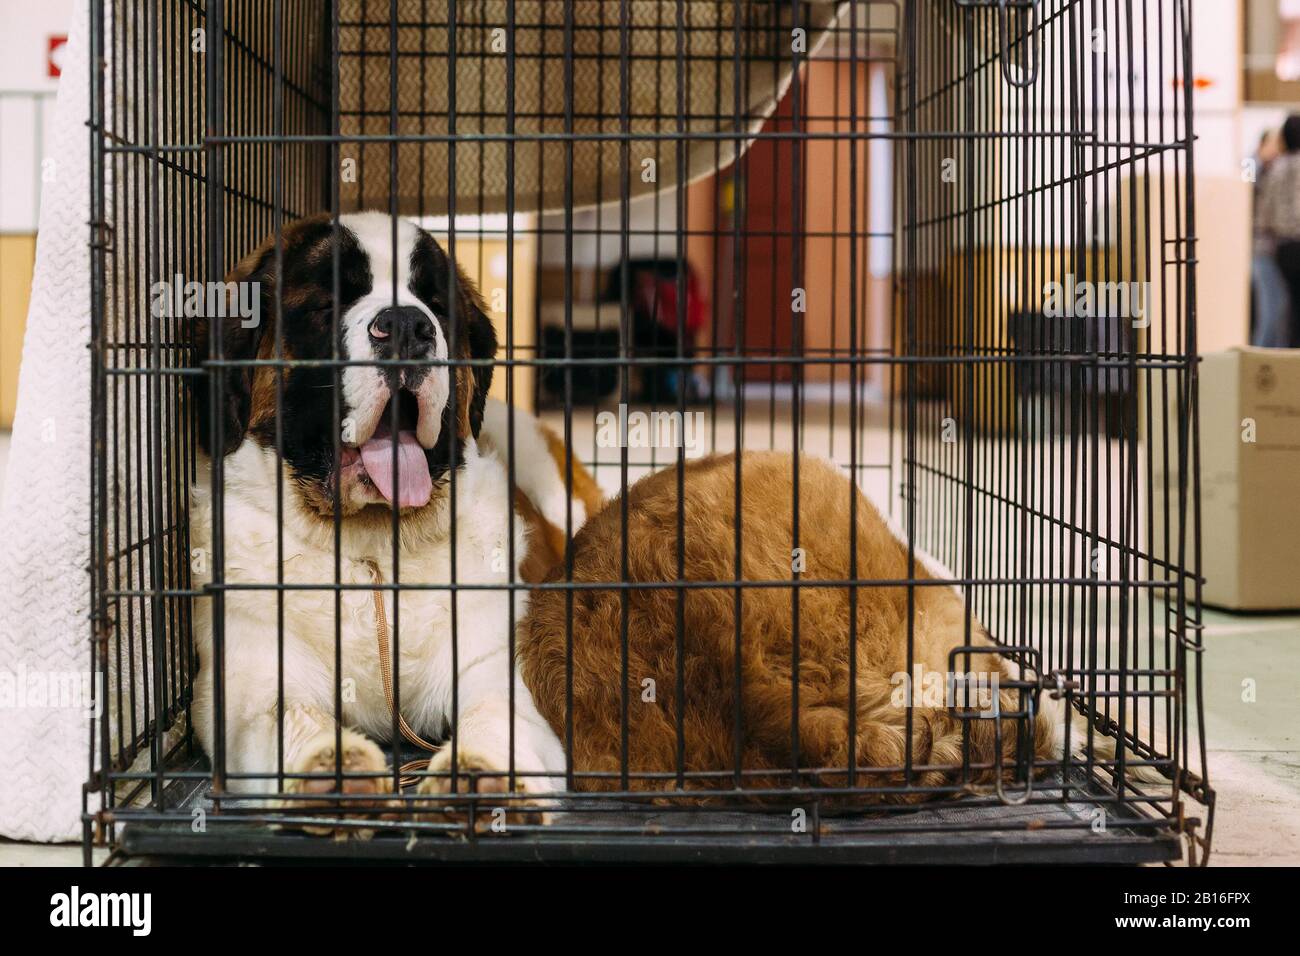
86,0,1212,865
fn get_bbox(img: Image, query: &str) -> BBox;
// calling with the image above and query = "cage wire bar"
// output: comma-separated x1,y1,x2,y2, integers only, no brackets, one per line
86,0,1211,865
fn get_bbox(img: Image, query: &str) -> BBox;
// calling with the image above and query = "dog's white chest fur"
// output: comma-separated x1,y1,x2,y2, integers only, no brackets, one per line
188,439,563,794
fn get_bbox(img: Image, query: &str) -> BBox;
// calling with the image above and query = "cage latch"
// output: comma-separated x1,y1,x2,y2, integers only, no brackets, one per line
990,694,1035,805
953,0,1040,88
947,644,1044,806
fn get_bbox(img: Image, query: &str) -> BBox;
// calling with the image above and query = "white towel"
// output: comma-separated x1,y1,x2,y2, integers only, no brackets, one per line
0,2,96,842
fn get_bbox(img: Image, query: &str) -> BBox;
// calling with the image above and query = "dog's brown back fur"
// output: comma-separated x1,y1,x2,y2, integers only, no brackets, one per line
518,451,1055,804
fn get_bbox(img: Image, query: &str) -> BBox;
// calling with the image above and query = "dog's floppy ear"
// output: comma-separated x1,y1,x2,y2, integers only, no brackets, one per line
409,228,498,440
444,267,497,441
190,241,273,457
458,276,498,440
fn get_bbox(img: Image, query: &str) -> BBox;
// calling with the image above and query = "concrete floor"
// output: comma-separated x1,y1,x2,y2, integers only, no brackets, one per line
0,397,1297,866
1193,609,1300,865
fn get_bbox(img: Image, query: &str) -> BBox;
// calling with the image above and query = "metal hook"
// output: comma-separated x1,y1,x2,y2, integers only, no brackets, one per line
992,692,1035,806
997,0,1040,88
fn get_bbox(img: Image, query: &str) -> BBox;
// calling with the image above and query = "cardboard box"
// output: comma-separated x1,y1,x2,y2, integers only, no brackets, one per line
1155,348,1300,610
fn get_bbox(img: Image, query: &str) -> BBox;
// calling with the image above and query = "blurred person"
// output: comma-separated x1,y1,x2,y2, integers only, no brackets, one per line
1252,128,1291,348
1259,114,1300,347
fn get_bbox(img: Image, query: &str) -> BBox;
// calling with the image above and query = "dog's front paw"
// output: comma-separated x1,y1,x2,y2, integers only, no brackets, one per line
414,747,550,832
282,729,398,839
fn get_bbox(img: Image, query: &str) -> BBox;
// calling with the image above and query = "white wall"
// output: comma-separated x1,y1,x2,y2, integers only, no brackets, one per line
0,2,74,93
1192,0,1247,180
0,0,73,232
538,190,680,270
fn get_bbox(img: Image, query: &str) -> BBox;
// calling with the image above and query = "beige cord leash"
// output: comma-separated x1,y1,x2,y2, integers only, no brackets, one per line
368,561,439,788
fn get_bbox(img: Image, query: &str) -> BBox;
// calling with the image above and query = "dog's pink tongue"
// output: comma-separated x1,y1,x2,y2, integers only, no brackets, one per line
359,421,432,508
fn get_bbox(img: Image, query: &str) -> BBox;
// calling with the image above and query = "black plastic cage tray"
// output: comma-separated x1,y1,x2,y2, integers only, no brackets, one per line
112,754,1182,866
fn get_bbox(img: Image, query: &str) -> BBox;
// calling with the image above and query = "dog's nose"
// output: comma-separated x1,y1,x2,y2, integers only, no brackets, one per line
369,306,435,358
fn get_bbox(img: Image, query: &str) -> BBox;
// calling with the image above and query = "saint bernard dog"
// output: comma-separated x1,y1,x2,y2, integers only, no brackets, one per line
184,214,1158,835
518,453,1166,805
187,211,601,832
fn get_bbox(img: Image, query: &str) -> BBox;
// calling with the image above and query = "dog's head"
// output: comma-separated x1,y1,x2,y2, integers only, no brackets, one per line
193,211,497,517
